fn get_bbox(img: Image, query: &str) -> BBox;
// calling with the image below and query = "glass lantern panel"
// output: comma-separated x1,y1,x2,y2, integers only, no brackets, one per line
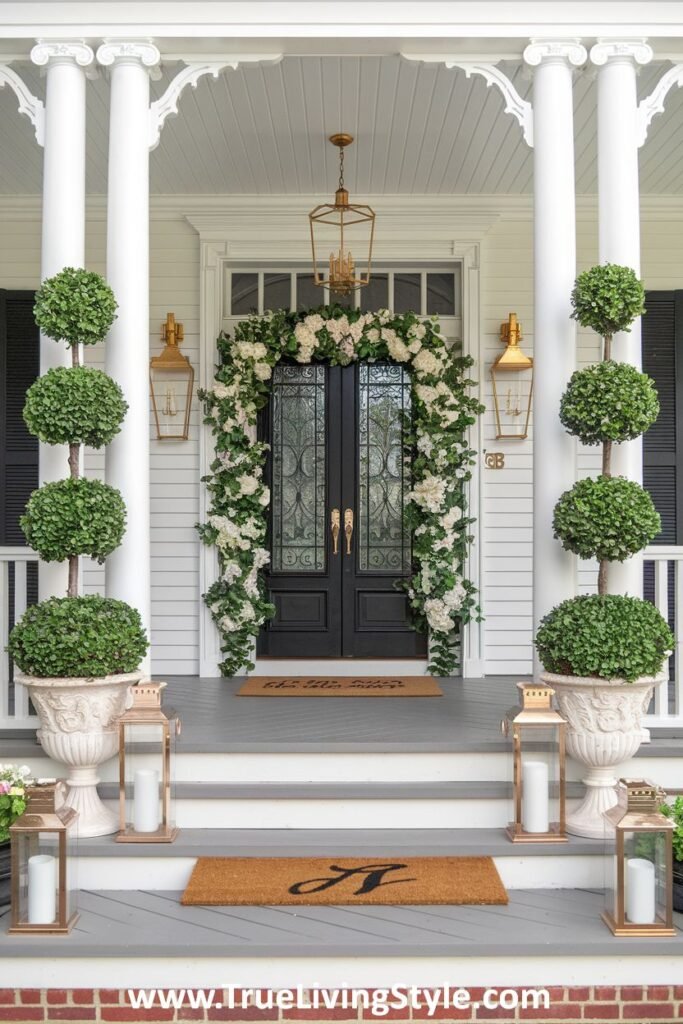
151,366,192,439
512,725,560,837
14,830,74,929
492,367,533,439
311,213,373,289
123,721,170,836
606,829,670,928
296,274,321,311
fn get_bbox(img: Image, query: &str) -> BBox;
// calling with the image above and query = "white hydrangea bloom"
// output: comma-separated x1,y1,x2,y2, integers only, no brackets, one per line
409,473,448,513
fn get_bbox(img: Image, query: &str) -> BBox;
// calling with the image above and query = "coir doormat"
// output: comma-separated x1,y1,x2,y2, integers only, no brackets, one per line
236,676,443,697
181,856,508,907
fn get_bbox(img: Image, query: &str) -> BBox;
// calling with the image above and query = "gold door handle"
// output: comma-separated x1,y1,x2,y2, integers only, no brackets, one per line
330,509,341,555
344,508,354,555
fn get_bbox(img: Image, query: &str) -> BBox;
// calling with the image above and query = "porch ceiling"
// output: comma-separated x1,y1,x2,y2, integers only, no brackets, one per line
0,54,682,195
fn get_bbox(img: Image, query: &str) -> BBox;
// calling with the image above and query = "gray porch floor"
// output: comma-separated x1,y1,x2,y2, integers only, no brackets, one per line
1,888,682,958
3,675,681,755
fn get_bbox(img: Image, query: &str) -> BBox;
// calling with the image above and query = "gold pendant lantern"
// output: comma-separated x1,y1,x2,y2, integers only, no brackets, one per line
309,133,375,296
491,313,534,440
150,313,194,440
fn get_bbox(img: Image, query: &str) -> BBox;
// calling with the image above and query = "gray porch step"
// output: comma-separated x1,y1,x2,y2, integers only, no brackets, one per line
99,779,585,800
75,826,603,858
2,888,682,958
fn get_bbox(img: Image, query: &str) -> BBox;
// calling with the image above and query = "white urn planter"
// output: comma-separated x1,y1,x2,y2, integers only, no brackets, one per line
540,671,660,839
16,671,142,838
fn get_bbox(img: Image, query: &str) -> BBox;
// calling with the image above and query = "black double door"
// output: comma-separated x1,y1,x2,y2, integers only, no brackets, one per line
258,362,427,659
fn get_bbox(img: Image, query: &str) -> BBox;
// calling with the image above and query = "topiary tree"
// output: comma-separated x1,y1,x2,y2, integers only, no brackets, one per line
8,267,148,678
557,264,659,594
536,263,674,681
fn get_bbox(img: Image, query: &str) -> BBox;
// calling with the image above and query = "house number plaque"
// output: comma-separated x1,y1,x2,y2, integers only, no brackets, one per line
484,452,505,470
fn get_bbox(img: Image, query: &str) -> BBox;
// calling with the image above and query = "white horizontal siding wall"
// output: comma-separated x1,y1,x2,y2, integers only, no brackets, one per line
0,204,200,676
1,197,683,677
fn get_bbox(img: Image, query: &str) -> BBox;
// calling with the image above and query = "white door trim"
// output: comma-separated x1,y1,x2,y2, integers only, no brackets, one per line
188,200,494,678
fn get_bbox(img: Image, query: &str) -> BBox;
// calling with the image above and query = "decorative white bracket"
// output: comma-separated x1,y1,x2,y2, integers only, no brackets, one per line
401,54,533,147
0,64,44,146
148,55,283,150
637,62,683,148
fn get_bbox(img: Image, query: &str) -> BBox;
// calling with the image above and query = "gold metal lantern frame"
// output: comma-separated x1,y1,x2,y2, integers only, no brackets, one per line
150,313,194,440
9,780,79,935
602,779,677,937
117,681,180,844
491,313,534,440
309,133,376,296
502,682,567,844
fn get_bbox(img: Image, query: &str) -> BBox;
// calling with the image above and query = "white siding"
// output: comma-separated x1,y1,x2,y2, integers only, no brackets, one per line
1,196,683,676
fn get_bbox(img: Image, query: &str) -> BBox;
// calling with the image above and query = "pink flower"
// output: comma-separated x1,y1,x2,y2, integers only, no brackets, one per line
0,780,11,795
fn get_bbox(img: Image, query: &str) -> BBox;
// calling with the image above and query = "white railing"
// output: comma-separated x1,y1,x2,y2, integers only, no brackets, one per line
0,547,39,730
643,545,683,728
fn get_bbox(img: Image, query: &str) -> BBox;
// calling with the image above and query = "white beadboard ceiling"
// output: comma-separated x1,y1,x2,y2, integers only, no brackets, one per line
0,56,682,194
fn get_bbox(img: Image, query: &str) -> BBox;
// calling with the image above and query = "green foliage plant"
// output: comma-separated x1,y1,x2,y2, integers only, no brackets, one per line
0,764,34,844
8,268,149,677
536,264,674,682
535,594,673,684
661,797,683,866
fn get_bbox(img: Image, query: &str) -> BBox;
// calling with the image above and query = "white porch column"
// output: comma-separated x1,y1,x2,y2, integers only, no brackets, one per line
524,41,586,670
96,42,160,676
30,41,93,600
591,40,653,598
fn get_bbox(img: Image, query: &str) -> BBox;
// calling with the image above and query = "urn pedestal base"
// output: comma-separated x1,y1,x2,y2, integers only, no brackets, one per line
16,671,143,838
540,671,659,840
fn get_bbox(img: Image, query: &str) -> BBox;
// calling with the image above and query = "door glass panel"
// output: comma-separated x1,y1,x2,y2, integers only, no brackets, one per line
359,274,388,313
357,364,412,573
426,272,456,316
264,273,291,312
393,272,421,314
271,364,326,573
296,274,322,311
231,273,259,315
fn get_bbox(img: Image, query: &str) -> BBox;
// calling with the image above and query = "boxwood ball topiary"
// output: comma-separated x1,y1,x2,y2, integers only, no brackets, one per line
21,478,126,564
535,594,673,683
560,361,659,445
571,263,645,336
553,475,660,562
23,366,128,448
8,595,148,678
34,267,117,347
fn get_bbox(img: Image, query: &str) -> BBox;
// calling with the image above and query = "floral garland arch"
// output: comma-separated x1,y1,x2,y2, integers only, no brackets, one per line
198,306,484,677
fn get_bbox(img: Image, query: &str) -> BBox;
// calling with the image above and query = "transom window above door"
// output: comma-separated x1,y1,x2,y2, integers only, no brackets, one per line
224,265,463,334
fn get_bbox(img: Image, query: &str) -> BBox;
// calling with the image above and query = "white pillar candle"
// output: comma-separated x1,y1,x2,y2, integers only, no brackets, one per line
626,857,656,924
133,769,160,833
522,760,550,833
28,854,56,925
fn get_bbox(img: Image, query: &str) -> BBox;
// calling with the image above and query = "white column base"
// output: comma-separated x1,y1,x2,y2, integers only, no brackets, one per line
63,765,118,838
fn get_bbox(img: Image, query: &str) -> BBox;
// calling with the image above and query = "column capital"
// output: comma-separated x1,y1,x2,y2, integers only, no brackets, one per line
523,39,587,68
590,39,653,67
96,41,161,72
31,40,94,69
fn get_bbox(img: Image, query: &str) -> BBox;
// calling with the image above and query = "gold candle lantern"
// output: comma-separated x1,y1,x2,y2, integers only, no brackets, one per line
602,779,677,937
9,780,79,935
501,682,567,844
117,681,180,843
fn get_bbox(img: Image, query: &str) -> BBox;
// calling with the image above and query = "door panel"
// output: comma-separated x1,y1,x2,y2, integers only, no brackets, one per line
341,363,427,658
259,363,342,656
259,361,426,659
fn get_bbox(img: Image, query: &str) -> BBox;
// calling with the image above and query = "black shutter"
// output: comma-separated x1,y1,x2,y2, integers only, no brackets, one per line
0,290,39,546
642,290,683,545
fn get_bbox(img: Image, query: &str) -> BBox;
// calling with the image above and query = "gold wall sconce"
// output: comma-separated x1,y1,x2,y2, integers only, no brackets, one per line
491,313,533,440
150,313,194,440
